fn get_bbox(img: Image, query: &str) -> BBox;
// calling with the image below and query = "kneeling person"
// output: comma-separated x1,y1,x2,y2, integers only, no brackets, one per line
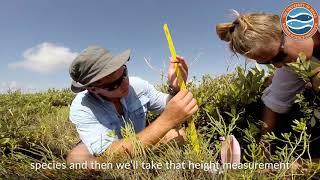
66,46,198,164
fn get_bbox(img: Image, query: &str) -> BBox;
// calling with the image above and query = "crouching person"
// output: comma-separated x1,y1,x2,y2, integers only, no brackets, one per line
66,46,198,166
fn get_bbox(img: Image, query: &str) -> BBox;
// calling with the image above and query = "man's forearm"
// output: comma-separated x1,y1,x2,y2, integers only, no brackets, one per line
100,90,197,159
166,94,174,104
102,115,173,157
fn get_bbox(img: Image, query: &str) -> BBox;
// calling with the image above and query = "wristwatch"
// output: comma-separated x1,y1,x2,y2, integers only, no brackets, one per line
168,85,178,96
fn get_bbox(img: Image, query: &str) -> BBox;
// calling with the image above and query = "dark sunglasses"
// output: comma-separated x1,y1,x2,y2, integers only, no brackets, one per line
258,33,287,65
96,65,128,91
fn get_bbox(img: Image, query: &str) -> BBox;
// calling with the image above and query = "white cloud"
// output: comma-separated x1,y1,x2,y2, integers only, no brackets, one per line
9,42,78,73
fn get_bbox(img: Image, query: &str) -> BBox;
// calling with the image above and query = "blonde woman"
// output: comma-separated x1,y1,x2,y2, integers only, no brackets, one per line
216,11,320,136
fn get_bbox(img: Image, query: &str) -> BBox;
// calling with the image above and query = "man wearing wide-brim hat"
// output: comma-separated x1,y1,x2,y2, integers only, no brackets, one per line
66,46,198,165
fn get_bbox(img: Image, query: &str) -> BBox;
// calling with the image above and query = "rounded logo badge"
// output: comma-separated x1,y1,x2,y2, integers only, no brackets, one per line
281,2,319,39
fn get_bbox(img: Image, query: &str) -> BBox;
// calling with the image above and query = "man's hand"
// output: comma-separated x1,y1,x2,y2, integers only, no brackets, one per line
160,90,198,128
168,56,188,92
158,127,186,145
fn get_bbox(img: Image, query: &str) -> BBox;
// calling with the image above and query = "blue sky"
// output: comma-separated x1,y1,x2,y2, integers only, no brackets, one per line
0,0,319,92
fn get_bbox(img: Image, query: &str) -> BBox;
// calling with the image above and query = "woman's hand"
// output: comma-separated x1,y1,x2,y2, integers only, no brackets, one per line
167,56,188,92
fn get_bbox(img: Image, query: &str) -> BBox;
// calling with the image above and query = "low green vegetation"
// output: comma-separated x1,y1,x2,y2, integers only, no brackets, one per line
1,64,320,179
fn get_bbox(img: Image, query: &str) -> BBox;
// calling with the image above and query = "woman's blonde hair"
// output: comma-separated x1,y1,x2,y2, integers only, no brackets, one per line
216,10,282,56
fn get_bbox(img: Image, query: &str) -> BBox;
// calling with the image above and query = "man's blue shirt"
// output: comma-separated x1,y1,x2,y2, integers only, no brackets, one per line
69,77,168,155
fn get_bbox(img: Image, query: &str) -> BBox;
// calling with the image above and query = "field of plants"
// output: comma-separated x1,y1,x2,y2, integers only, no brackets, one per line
1,63,320,179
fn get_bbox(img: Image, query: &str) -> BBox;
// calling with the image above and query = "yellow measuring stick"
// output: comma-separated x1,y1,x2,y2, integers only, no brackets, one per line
163,24,186,90
163,24,200,157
